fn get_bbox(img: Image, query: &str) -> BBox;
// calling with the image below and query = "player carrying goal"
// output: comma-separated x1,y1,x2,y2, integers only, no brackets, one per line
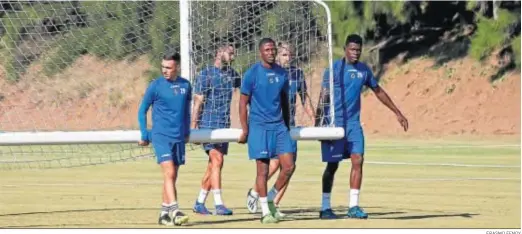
191,43,240,216
138,52,191,226
316,34,408,219
245,41,315,218
238,38,296,224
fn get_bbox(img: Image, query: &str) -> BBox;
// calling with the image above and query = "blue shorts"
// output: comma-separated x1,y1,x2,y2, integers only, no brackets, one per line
291,139,298,161
202,143,229,155
152,137,186,165
247,125,294,160
275,138,298,162
321,125,364,163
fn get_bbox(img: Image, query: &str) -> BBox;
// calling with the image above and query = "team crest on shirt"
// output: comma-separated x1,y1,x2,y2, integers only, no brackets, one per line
171,85,186,95
267,73,279,84
349,72,364,79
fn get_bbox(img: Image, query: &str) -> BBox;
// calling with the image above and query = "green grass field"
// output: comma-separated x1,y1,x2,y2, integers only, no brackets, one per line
0,138,520,228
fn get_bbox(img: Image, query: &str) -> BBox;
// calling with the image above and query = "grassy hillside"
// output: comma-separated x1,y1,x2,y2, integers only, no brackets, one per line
0,1,519,82
0,1,519,138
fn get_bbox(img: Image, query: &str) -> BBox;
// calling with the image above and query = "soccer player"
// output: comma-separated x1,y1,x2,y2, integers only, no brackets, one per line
138,52,191,226
316,34,408,219
238,38,295,224
191,44,240,216
245,42,314,217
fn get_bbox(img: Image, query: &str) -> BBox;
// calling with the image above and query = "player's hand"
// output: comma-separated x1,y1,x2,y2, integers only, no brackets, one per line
190,121,198,130
396,112,409,131
138,140,149,146
238,130,248,144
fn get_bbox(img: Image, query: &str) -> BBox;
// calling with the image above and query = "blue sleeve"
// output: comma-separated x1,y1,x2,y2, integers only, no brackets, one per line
364,66,379,89
194,69,207,95
184,82,192,138
298,70,308,101
233,70,242,88
321,68,330,89
138,81,155,141
240,68,254,96
282,71,290,96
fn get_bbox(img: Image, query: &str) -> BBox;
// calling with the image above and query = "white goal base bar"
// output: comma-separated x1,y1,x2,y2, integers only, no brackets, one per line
0,127,344,146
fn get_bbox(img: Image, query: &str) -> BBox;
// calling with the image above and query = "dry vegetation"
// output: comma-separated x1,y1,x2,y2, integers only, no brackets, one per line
0,53,520,139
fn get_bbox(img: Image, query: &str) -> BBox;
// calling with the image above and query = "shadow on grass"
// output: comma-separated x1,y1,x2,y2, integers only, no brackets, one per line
0,205,480,227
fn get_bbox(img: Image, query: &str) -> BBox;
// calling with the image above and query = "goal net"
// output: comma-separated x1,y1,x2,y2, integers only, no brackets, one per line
0,1,339,170
186,0,335,134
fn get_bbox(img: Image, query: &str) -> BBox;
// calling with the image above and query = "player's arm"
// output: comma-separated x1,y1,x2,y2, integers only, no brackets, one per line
230,70,242,112
366,69,409,131
183,83,192,142
297,70,315,120
239,94,250,139
233,71,242,90
238,69,253,143
281,78,290,130
191,94,204,129
191,71,206,129
137,81,155,145
314,69,330,127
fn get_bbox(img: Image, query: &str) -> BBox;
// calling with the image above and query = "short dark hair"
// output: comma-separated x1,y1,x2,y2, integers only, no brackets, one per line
215,43,234,57
258,37,275,50
344,34,363,47
163,51,181,63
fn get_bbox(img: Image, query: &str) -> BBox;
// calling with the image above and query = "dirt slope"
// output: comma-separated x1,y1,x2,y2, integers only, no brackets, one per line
361,58,520,138
0,55,519,139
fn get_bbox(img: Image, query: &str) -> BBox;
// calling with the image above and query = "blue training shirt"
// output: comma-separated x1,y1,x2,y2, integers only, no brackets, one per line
138,76,192,142
240,62,289,130
194,66,241,129
321,59,378,127
287,66,307,127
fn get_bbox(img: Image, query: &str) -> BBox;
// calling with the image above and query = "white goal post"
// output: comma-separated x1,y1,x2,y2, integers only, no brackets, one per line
0,0,343,146
0,127,344,145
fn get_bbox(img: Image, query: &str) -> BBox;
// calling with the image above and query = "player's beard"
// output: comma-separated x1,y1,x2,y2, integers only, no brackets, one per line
220,56,232,67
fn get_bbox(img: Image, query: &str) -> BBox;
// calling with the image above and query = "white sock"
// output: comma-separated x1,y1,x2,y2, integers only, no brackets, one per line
162,201,179,216
259,197,269,216
250,189,259,198
321,193,331,211
267,187,279,202
161,202,169,216
349,189,360,208
169,201,179,212
212,189,223,206
197,189,208,204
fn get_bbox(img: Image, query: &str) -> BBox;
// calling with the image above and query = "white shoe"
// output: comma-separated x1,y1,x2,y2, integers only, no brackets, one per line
275,206,287,219
246,188,259,213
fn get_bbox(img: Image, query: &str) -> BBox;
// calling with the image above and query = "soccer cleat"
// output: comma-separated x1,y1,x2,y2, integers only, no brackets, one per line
319,209,338,219
172,210,190,226
193,202,212,215
246,188,259,213
267,201,278,216
268,201,285,220
214,205,233,215
346,206,368,219
275,208,287,219
158,213,173,226
260,214,279,224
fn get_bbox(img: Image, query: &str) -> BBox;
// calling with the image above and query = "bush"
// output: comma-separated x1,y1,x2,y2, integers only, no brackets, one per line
43,28,91,76
511,35,520,69
470,9,518,61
